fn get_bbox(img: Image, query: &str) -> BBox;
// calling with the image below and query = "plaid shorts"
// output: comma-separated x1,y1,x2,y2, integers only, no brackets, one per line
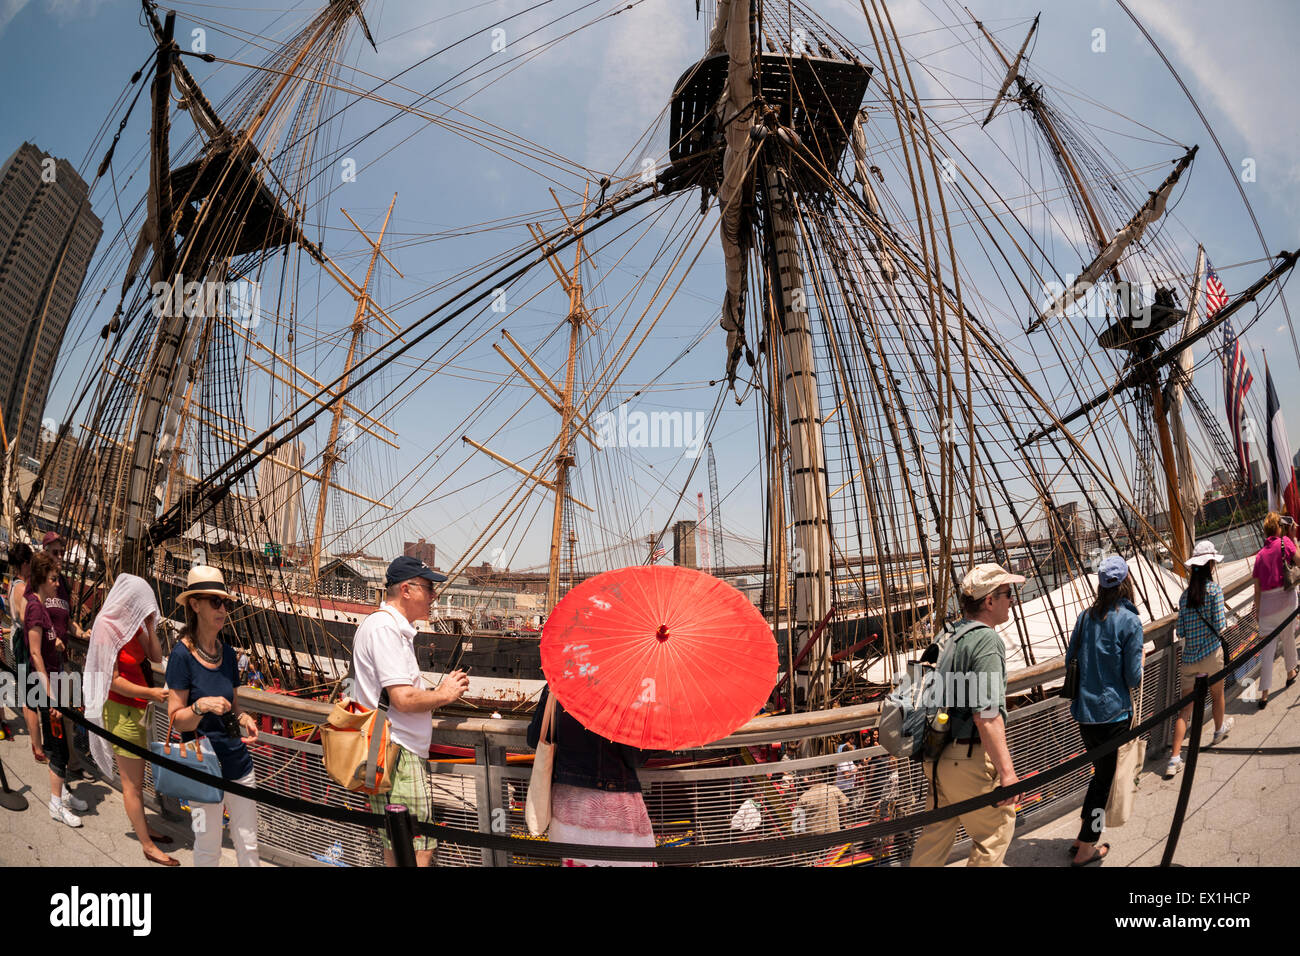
369,747,437,852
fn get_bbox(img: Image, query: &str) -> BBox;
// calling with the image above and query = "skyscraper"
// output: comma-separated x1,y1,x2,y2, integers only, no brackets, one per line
0,142,102,459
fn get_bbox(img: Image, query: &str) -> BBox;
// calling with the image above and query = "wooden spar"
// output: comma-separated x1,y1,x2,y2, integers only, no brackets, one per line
243,358,398,449
976,12,1038,128
458,436,593,512
491,340,603,452
971,14,1111,251
500,329,565,401
310,194,397,585
765,165,834,712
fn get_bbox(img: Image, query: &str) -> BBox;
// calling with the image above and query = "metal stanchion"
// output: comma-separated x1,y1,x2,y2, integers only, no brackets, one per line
0,757,28,811
1160,673,1207,867
385,804,418,867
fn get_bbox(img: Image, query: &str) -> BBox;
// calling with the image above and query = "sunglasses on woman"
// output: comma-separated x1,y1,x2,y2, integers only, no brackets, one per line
202,596,236,611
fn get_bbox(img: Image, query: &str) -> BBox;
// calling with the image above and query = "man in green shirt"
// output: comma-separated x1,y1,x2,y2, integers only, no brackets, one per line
910,564,1024,867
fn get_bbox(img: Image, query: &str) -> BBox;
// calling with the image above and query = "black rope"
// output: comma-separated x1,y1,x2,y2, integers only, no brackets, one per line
11,605,1294,863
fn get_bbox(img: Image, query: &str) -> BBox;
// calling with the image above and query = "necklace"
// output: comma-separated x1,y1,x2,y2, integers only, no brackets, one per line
193,637,223,666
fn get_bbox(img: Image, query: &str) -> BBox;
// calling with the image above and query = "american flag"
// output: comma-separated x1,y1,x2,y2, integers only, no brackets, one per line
651,544,666,562
1205,262,1230,319
1223,313,1253,482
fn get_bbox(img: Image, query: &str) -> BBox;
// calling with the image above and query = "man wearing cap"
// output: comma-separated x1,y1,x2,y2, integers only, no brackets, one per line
910,563,1023,867
352,556,469,866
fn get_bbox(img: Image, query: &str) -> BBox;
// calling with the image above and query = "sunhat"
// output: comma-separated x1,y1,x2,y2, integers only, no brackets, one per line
175,565,238,607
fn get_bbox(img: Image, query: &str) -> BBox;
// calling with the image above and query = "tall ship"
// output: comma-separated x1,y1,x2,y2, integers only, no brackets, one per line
3,0,1294,729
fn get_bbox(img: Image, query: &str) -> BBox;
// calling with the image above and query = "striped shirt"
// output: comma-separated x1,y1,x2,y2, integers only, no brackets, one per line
1176,582,1225,664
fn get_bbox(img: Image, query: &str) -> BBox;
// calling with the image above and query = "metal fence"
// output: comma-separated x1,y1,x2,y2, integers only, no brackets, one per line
1,583,1281,867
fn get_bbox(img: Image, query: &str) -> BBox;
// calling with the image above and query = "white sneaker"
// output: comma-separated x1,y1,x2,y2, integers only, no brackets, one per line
62,789,88,813
1163,756,1184,779
49,798,82,828
1211,717,1234,746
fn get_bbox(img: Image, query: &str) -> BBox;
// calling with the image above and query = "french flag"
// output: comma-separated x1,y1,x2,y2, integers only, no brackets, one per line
1265,361,1300,521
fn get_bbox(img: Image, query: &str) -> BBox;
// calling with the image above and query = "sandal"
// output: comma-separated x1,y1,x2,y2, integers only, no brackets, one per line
148,831,174,845
143,850,180,867
1287,670,1297,689
1071,843,1110,867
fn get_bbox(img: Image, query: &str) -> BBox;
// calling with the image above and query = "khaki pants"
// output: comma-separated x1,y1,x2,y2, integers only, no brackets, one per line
909,741,1015,867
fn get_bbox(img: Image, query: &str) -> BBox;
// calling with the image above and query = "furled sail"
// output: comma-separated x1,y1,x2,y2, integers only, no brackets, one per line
1031,146,1197,332
711,0,754,386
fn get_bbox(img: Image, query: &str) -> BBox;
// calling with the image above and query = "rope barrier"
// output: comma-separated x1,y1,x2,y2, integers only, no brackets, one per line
8,604,1295,864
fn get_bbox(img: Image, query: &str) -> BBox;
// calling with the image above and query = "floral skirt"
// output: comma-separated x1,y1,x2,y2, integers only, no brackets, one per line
550,783,656,867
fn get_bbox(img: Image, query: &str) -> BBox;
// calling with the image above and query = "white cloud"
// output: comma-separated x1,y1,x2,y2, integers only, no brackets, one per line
584,0,695,174
0,0,32,35
1,0,108,37
1126,0,1300,209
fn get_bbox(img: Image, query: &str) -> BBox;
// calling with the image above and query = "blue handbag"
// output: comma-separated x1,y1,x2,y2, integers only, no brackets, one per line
150,715,225,805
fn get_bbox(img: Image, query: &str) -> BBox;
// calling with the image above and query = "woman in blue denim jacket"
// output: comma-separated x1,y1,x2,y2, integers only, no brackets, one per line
1062,556,1144,866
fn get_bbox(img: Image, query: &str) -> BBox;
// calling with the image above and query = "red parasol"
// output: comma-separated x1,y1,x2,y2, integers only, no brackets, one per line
540,565,777,750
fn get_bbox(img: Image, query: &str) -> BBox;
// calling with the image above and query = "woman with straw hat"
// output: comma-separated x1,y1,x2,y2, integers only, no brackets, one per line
165,566,260,866
1166,540,1234,779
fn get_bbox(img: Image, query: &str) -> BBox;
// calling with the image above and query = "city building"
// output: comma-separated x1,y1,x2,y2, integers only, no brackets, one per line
672,519,697,569
0,143,102,458
403,536,437,567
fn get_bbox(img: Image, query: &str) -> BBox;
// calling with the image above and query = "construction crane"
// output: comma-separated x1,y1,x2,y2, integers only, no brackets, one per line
708,442,725,576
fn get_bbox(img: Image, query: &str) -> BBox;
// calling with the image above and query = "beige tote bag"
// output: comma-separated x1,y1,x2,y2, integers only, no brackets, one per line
1105,684,1146,827
525,691,558,836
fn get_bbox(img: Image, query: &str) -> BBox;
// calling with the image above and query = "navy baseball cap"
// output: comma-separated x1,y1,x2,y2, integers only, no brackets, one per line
1098,555,1129,588
385,555,448,587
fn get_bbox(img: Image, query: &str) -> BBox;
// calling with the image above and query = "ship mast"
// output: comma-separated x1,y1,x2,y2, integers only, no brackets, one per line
973,11,1193,573
309,194,399,584
461,190,596,615
545,214,587,613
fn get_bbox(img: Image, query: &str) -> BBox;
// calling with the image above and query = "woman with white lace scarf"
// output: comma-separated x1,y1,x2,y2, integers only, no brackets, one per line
84,575,177,865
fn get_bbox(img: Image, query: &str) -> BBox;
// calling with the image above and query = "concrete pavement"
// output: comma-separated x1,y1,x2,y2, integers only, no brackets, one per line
0,721,273,867
1009,651,1300,867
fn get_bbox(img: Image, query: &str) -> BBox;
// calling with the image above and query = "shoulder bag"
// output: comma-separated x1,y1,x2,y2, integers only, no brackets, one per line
320,690,401,794
1105,681,1146,828
1283,540,1300,590
524,689,558,836
150,714,225,805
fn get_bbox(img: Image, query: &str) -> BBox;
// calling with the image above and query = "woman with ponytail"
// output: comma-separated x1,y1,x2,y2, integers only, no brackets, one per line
1166,541,1233,779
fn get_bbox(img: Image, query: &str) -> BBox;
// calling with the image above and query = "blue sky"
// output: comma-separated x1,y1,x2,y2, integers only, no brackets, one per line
2,0,1297,572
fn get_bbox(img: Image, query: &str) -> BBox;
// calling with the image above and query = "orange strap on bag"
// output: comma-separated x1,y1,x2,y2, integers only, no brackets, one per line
320,692,401,794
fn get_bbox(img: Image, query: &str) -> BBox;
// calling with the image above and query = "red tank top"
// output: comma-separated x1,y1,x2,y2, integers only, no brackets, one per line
107,631,151,709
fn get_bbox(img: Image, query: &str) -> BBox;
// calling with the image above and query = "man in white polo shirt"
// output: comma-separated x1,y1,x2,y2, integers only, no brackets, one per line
353,556,469,866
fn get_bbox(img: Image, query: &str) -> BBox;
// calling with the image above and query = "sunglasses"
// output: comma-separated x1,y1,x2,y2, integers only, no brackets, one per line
200,596,236,611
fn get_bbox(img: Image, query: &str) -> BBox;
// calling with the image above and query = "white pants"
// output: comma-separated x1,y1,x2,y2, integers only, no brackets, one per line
191,770,259,867
1258,592,1299,696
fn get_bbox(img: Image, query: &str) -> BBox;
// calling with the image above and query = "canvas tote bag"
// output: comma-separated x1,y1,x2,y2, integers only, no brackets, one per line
524,690,558,836
1105,683,1146,827
320,694,401,794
